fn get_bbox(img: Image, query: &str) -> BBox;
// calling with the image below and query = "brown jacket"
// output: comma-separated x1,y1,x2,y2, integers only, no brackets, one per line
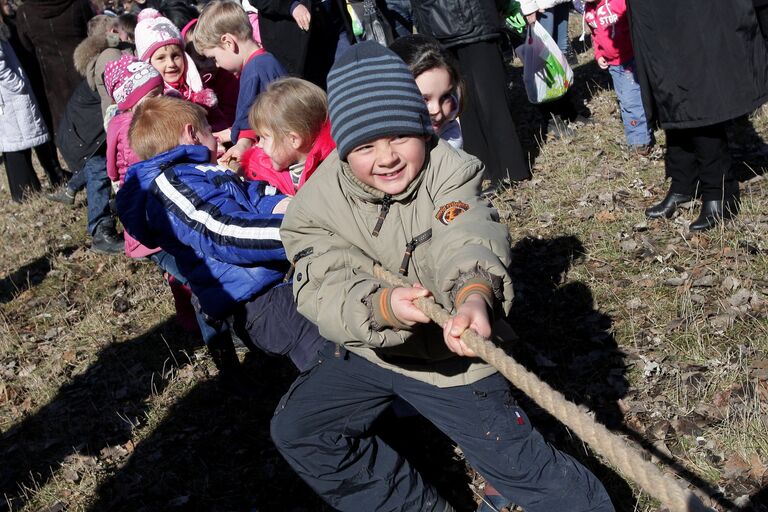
281,138,514,387
73,33,132,117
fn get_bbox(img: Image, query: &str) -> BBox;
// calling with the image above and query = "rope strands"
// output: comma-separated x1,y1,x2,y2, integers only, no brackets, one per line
372,265,713,512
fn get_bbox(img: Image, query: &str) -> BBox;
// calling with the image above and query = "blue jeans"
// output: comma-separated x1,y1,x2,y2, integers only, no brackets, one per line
608,59,652,146
538,3,570,54
84,154,113,235
272,344,615,512
148,250,229,346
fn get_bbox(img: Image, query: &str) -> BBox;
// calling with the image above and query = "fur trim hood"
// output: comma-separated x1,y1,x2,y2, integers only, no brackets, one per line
74,34,111,75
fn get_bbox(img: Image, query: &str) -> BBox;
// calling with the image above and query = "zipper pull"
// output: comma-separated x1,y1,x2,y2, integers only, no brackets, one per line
399,240,416,276
372,195,392,237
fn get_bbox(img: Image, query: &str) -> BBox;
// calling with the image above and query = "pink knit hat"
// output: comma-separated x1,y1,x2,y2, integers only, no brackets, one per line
135,8,183,61
104,55,164,110
135,8,205,93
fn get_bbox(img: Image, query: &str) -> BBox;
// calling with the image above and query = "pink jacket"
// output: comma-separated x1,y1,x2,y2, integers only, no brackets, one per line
106,112,161,259
584,0,634,66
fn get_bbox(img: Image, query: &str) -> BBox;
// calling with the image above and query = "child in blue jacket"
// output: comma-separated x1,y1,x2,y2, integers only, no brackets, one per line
116,95,324,373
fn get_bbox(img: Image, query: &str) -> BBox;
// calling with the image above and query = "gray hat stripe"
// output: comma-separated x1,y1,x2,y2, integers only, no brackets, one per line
334,115,426,149
327,63,414,90
327,41,433,159
331,98,430,137
327,56,409,85
329,81,423,111
341,120,429,154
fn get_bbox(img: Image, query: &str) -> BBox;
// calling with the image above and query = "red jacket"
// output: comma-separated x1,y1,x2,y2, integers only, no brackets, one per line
584,0,634,66
240,122,335,196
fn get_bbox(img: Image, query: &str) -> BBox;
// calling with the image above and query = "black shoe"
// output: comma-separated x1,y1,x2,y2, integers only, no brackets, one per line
689,199,739,231
47,187,76,206
645,191,693,219
91,225,124,254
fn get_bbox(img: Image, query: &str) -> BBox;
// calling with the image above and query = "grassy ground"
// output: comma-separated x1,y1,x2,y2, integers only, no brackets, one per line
1,40,767,512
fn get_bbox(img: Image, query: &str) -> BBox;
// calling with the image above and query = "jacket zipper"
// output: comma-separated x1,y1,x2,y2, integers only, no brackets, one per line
371,194,392,237
399,229,432,276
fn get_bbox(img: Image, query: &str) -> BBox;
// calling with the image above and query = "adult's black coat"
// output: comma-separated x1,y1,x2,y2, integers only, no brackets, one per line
628,0,768,129
16,0,90,134
248,0,355,89
411,0,502,47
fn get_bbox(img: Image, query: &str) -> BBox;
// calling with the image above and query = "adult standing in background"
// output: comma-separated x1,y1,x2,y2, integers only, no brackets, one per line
0,0,68,187
16,0,91,133
0,20,53,201
630,0,768,231
247,0,355,89
412,0,531,184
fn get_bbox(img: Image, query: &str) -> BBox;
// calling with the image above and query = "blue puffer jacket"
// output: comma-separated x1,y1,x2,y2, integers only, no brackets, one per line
116,145,289,319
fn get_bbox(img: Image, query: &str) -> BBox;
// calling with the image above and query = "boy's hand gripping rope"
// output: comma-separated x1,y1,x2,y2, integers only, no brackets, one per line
372,265,713,512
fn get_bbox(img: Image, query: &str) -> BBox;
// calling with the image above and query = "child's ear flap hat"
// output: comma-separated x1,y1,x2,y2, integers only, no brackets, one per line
326,41,433,161
135,8,204,92
104,55,163,110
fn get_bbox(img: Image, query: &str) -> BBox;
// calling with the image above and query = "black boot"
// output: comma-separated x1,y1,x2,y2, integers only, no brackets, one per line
90,224,124,254
645,191,693,219
689,198,739,231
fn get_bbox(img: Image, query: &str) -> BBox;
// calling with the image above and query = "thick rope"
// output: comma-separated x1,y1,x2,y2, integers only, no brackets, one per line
373,265,711,512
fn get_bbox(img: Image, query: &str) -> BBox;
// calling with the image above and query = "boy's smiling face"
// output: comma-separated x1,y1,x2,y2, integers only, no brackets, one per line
346,135,427,196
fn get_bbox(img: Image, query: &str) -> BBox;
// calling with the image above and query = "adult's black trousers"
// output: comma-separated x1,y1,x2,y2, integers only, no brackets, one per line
451,40,530,182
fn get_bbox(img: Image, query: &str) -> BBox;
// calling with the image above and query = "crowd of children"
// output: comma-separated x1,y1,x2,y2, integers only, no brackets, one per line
3,0,767,508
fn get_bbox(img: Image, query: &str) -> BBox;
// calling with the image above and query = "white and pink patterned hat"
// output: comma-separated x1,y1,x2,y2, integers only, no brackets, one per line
104,55,164,110
135,8,184,61
134,8,204,93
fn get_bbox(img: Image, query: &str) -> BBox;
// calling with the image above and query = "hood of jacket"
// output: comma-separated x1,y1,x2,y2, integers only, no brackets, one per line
73,33,120,84
240,121,336,195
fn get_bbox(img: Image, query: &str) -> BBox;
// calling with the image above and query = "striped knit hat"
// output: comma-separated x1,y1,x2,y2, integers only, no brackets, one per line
327,41,433,161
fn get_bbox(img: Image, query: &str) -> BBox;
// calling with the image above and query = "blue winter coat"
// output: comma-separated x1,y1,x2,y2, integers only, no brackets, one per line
116,145,289,319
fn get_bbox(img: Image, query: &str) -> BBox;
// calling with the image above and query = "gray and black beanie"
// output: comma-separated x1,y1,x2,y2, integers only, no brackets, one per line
327,41,433,161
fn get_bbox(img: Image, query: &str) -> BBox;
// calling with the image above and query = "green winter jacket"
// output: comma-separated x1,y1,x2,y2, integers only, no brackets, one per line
281,137,514,387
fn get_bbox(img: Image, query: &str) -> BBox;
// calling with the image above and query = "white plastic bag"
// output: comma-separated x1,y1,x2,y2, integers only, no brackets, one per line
515,21,574,104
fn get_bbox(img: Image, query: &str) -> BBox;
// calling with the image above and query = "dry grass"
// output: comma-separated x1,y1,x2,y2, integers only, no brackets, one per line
0,38,766,512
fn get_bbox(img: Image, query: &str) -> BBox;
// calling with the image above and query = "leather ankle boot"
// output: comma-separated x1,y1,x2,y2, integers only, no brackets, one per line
645,191,693,219
689,199,739,231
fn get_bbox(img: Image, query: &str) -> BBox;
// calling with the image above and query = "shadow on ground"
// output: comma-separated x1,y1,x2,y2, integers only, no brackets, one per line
0,320,198,511
88,351,327,512
501,235,638,510
0,246,78,304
